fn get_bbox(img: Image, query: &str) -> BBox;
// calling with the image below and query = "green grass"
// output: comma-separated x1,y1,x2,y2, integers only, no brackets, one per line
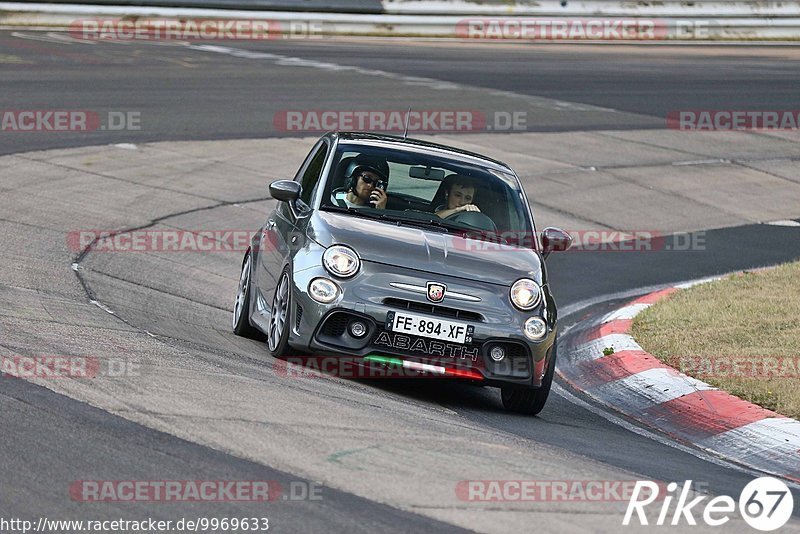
631,261,800,418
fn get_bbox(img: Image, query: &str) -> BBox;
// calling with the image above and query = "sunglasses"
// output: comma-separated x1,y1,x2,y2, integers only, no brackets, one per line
358,174,385,187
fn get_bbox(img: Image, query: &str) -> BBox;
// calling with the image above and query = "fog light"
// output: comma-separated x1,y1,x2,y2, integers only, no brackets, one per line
523,317,547,340
349,321,367,338
309,278,340,304
489,346,506,362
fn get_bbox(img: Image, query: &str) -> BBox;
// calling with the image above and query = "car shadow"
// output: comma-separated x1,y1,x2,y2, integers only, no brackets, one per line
276,354,510,412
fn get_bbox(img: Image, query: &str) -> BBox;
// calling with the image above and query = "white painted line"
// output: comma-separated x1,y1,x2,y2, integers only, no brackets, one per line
591,367,716,413
558,270,800,484
601,303,651,322
181,43,618,113
113,143,138,150
672,158,729,166
188,43,459,91
99,38,190,48
90,299,116,315
46,30,95,44
9,30,96,45
765,219,800,227
697,418,800,478
700,418,800,454
10,30,80,44
551,382,797,486
674,276,723,289
570,333,643,362
560,283,676,319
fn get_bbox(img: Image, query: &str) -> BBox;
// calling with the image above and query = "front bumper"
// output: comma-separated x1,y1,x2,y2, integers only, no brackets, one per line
286,261,557,388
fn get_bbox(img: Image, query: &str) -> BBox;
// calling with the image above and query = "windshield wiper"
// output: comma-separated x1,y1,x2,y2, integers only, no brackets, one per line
321,206,452,232
320,205,388,220
384,215,450,233
433,223,511,245
320,207,517,243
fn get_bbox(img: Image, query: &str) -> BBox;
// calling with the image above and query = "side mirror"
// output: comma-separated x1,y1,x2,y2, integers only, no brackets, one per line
269,180,301,203
541,227,572,259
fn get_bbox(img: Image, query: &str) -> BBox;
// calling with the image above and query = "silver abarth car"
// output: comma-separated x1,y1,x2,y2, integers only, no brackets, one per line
233,132,572,415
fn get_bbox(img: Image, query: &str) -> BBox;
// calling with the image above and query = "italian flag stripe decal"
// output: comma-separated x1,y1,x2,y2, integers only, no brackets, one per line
364,355,482,380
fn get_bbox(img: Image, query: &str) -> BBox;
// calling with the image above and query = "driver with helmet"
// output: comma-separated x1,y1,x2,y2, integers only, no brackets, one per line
333,155,390,209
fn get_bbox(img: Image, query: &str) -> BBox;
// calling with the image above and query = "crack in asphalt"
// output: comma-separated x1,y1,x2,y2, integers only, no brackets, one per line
72,195,270,299
86,268,231,313
15,153,233,203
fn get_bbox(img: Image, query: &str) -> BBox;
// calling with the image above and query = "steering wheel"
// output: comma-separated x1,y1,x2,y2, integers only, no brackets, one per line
444,210,497,232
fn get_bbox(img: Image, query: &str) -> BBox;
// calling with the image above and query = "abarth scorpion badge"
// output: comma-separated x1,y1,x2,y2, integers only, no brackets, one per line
427,282,446,303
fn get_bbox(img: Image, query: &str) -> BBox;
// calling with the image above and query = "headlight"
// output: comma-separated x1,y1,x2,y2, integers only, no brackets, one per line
309,278,340,304
524,317,547,340
510,278,541,310
323,245,360,278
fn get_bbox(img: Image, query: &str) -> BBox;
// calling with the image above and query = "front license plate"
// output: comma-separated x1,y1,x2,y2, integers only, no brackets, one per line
385,311,473,344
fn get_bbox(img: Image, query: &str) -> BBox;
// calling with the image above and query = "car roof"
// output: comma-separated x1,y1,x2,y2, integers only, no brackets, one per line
330,131,514,174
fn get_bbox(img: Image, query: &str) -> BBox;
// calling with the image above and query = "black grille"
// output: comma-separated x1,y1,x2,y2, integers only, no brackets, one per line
503,342,527,360
483,341,531,378
295,304,303,330
321,313,349,336
383,298,483,322
315,312,375,351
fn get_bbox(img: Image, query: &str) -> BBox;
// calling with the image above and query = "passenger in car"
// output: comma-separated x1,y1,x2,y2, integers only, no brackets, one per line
333,155,390,209
435,174,481,218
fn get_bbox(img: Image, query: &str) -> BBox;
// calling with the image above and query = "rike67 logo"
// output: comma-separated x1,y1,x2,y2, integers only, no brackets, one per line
624,478,794,531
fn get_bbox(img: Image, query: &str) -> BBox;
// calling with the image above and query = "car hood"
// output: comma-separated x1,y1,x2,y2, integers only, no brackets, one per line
309,211,542,286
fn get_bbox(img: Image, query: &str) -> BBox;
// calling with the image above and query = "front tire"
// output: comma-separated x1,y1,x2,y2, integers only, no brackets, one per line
267,268,292,358
233,251,261,339
501,344,556,416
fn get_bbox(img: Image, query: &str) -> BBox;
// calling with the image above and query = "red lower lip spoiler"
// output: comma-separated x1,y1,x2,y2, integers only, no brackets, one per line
446,367,484,380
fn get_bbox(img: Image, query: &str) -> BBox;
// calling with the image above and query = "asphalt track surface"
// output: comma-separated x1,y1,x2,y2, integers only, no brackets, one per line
4,34,800,154
2,32,800,531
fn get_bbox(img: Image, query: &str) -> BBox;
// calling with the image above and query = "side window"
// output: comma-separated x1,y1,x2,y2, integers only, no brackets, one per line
298,142,329,206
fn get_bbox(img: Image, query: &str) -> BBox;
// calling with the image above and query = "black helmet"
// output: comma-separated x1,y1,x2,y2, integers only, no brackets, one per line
345,155,389,191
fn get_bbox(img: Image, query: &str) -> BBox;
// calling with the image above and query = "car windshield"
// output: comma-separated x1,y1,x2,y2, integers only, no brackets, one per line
320,143,534,246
